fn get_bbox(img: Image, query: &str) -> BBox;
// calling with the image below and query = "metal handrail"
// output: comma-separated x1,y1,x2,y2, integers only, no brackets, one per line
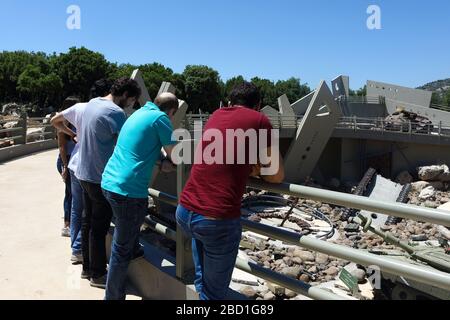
247,179,450,227
184,114,450,138
148,186,450,293
0,116,57,149
143,215,347,300
0,135,22,142
0,127,23,134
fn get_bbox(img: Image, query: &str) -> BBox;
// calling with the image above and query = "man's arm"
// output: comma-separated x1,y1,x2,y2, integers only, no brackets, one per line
51,113,76,139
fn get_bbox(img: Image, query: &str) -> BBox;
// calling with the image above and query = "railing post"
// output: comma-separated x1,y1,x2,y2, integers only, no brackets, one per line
17,112,27,145
175,149,195,283
439,121,442,137
353,116,357,131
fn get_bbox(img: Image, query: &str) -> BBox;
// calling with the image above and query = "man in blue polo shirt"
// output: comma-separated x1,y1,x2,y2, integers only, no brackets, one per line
101,92,179,300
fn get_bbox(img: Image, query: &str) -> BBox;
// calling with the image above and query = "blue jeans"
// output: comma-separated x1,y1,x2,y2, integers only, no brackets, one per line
176,205,242,300
57,156,71,223
69,170,83,255
103,189,148,300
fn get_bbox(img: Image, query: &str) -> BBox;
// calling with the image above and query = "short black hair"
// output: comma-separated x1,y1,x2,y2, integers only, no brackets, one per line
229,81,261,109
60,96,80,112
90,79,113,99
111,77,142,99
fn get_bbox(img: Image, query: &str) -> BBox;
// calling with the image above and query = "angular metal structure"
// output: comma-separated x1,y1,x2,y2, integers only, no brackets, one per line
283,81,342,183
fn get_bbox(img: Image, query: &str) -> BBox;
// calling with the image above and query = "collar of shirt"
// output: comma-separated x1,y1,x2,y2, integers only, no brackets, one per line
143,102,161,111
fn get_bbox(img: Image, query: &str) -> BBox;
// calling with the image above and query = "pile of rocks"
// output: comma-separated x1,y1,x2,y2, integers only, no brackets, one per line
237,165,450,300
384,109,432,133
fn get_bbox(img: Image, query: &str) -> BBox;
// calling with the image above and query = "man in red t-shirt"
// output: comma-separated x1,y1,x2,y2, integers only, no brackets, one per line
176,82,285,300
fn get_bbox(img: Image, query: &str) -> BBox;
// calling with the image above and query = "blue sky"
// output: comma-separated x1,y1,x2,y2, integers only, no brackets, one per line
0,0,449,89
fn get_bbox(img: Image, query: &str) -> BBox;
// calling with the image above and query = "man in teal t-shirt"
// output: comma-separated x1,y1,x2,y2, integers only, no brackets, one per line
101,92,179,300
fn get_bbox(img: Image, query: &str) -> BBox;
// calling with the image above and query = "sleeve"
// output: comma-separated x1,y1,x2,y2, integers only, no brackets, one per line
259,114,273,149
61,105,78,126
154,115,176,147
109,111,127,135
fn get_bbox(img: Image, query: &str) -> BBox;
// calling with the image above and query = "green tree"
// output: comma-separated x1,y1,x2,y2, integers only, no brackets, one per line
17,65,63,106
0,51,49,102
139,63,175,100
53,47,111,100
170,73,187,101
350,85,367,97
275,78,310,105
431,92,442,105
251,77,277,107
108,63,137,80
182,65,222,113
445,91,450,107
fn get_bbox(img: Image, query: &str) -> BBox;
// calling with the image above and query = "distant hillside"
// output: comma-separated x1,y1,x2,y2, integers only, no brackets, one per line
418,78,450,106
418,79,450,92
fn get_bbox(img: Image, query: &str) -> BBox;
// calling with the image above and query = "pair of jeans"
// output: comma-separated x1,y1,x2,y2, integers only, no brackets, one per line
176,205,242,300
69,170,83,255
103,189,148,300
57,156,71,223
79,180,113,278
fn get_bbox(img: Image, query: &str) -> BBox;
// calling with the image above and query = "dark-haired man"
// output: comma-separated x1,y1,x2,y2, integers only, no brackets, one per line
101,92,178,300
51,79,113,268
74,77,141,288
176,82,284,300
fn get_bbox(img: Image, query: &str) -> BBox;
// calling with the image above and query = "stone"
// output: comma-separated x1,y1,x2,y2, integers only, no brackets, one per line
351,268,367,283
307,266,318,273
428,181,445,190
285,289,298,298
299,274,311,283
411,181,430,192
418,165,446,181
292,257,303,265
424,200,439,208
436,225,450,240
293,250,315,262
26,127,46,142
283,256,293,266
263,292,276,300
280,266,302,279
395,171,413,185
3,121,19,129
419,186,436,200
267,282,285,296
323,266,339,276
315,253,329,264
240,286,257,299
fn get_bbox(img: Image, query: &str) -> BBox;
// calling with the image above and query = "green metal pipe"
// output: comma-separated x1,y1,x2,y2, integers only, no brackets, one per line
241,219,450,292
148,187,450,291
144,216,177,241
248,179,450,227
234,257,348,300
143,215,347,300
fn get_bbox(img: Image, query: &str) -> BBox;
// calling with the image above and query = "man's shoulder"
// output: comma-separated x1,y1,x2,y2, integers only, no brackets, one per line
63,102,87,115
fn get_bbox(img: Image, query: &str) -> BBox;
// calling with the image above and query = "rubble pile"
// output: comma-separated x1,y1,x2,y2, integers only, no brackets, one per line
384,109,433,133
236,164,450,300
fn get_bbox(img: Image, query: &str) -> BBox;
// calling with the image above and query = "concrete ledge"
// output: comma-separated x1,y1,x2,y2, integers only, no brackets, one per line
106,233,198,300
0,140,57,163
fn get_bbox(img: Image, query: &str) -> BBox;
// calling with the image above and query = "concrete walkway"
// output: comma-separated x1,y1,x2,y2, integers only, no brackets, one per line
0,150,106,300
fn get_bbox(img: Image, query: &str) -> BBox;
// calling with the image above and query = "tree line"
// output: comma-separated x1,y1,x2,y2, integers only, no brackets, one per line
0,47,313,115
